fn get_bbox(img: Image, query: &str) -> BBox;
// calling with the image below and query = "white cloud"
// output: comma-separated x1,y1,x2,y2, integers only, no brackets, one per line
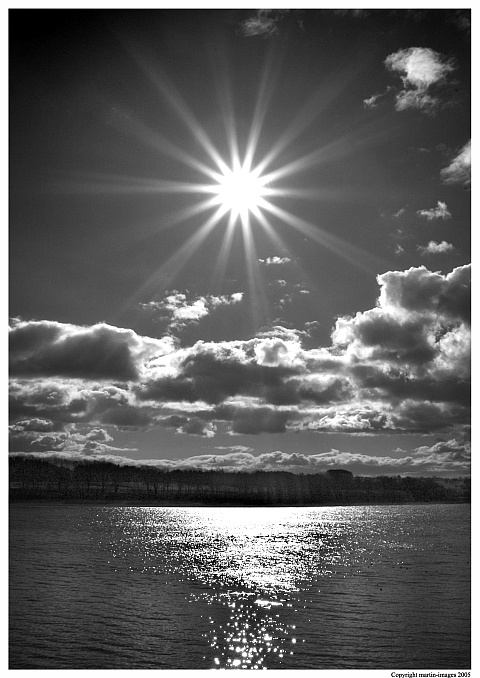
417,240,455,256
29,443,467,475
417,201,451,220
258,256,292,265
440,140,471,187
384,47,456,113
140,291,244,331
386,47,454,89
363,93,382,109
239,10,287,37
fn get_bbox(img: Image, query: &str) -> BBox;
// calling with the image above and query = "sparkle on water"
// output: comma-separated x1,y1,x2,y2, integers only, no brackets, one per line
101,506,389,669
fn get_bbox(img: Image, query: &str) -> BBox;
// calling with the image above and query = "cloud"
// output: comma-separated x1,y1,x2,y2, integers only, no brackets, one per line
363,88,393,109
440,140,471,187
417,240,455,256
384,47,456,113
9,319,173,381
8,419,136,457
140,291,244,332
9,379,155,430
416,201,451,220
9,265,470,446
239,10,287,37
159,414,216,437
32,441,467,476
258,256,292,265
376,264,470,324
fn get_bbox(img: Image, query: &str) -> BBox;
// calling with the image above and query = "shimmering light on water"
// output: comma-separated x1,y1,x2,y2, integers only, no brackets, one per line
10,504,470,669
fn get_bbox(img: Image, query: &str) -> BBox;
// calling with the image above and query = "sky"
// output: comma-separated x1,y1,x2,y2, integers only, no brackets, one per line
9,7,471,477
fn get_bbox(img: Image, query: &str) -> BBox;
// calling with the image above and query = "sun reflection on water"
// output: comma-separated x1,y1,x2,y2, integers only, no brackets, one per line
101,505,418,669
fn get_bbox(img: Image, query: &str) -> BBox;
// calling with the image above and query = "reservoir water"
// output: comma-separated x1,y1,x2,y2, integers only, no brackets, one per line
9,503,470,669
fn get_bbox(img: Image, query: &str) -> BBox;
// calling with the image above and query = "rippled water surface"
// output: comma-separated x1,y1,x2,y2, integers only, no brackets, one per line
9,503,470,669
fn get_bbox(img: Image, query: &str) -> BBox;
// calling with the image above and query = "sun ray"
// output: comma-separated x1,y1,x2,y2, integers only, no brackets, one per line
261,201,388,274
240,214,269,330
129,51,229,174
210,211,239,291
244,48,283,170
252,58,371,177
114,113,222,180
51,172,228,197
48,46,400,329
113,206,228,322
208,46,241,168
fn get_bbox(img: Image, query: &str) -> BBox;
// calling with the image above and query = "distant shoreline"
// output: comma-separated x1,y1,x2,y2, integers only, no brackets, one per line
9,498,470,508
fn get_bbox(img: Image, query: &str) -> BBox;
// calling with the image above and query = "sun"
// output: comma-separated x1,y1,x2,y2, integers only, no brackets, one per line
212,160,268,221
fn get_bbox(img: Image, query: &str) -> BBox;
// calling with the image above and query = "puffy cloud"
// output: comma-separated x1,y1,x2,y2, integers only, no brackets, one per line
376,265,470,323
137,338,303,406
9,379,155,431
9,423,70,453
417,240,455,255
85,428,113,443
10,418,57,433
9,265,470,443
8,419,136,457
140,291,243,332
416,201,451,220
384,47,456,113
440,140,471,187
14,440,469,475
9,319,173,381
385,46,455,90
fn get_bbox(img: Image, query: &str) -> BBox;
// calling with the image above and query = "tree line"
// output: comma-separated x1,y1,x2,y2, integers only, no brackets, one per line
9,454,470,505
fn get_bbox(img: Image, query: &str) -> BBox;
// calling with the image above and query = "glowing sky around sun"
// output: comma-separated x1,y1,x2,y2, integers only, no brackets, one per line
9,9,471,476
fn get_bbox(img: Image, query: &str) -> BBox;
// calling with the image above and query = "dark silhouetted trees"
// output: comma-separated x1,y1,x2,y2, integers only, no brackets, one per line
9,455,469,505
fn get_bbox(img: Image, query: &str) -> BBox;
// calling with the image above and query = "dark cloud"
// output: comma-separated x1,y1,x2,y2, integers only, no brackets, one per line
159,413,215,437
10,320,141,381
137,340,301,406
216,405,290,435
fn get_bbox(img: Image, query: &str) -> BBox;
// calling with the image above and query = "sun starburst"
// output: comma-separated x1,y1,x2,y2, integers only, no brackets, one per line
55,48,388,323
212,160,269,222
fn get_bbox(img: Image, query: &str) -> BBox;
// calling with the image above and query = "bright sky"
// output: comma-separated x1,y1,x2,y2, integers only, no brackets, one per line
9,7,471,476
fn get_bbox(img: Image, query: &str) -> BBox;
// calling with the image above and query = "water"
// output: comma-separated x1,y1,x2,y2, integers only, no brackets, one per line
9,503,470,669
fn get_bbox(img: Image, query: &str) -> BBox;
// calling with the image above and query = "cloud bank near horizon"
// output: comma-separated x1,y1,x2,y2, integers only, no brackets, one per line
9,263,470,474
